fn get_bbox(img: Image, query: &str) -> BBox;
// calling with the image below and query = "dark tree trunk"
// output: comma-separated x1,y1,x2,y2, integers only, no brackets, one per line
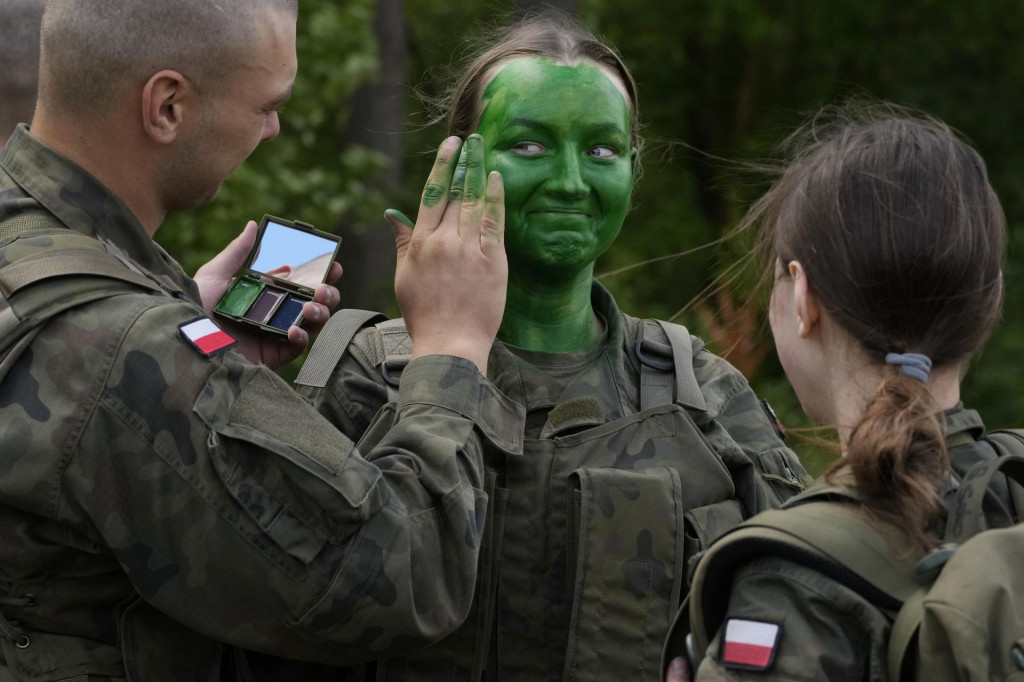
513,0,579,16
335,0,405,314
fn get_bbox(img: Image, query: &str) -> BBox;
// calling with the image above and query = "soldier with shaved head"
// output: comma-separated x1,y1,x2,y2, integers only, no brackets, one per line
0,0,509,679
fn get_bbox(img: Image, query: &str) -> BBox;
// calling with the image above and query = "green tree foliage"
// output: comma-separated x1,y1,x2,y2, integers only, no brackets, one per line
157,0,1024,474
583,0,1024,472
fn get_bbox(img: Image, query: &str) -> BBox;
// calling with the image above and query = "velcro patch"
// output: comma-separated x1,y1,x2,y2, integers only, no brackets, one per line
720,618,781,671
179,317,237,357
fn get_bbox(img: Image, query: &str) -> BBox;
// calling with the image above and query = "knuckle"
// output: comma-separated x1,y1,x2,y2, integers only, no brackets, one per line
422,184,446,204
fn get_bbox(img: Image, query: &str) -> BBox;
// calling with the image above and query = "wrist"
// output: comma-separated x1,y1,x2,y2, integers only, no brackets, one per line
410,336,491,375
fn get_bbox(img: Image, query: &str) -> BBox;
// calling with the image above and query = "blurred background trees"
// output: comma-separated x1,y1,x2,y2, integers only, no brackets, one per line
156,0,1024,474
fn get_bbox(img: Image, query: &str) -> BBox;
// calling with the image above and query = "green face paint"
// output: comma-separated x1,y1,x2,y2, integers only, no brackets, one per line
475,58,636,351
215,277,264,317
475,58,635,275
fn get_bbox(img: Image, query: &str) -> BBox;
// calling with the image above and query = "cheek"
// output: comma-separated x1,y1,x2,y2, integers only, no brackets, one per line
492,156,541,209
592,164,633,213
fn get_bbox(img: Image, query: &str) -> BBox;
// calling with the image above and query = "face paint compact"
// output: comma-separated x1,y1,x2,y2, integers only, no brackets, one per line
214,215,341,337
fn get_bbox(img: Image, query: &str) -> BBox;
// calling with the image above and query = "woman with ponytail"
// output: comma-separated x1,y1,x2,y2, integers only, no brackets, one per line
665,103,1017,681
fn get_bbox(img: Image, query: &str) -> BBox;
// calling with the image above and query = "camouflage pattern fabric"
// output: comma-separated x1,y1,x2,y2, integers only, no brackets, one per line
0,125,518,680
686,406,1016,681
299,282,809,681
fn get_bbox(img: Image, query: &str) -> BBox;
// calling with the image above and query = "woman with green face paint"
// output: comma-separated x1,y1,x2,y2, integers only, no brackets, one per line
299,12,809,682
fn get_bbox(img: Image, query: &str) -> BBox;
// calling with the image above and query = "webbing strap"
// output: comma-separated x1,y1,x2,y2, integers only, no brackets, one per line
639,319,674,411
657,320,707,412
0,211,61,240
377,318,412,403
638,319,707,412
293,309,387,388
0,247,163,298
946,454,1024,544
886,583,928,681
989,431,1024,518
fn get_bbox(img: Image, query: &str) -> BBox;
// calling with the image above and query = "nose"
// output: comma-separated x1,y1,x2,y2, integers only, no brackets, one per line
546,150,589,198
262,111,281,142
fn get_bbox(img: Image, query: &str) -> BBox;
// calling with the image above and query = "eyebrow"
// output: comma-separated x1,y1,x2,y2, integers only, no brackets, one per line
266,86,294,111
506,117,627,138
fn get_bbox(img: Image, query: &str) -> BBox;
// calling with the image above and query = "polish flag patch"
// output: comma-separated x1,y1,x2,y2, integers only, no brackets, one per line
179,317,237,357
720,618,782,671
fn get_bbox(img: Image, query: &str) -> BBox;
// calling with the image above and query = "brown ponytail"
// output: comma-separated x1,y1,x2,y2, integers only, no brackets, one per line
746,103,1006,547
831,368,948,547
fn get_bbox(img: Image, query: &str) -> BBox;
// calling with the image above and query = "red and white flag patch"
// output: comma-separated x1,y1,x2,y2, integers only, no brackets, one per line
720,618,782,671
179,317,237,357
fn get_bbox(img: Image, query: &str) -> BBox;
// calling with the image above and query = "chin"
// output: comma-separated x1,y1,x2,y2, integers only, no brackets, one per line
169,183,224,212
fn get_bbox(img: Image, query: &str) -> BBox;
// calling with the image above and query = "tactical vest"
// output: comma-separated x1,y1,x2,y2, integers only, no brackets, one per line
296,310,801,682
667,429,1024,681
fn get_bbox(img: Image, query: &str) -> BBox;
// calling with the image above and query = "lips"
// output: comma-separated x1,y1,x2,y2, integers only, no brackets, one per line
530,208,591,217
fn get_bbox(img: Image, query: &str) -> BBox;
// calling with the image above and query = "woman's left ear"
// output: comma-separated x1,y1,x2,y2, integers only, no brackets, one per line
630,147,639,174
790,260,821,339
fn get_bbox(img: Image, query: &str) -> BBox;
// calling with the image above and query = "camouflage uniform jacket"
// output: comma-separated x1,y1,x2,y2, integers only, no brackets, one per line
0,125,519,681
300,283,809,682
689,405,1017,681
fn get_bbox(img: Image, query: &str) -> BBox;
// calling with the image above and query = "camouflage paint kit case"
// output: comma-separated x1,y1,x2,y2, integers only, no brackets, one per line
214,215,341,336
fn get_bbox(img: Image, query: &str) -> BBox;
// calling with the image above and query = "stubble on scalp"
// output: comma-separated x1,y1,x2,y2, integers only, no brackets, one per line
37,0,297,118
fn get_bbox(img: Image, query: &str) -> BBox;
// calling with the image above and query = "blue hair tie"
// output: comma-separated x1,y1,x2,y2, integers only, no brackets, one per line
885,352,932,383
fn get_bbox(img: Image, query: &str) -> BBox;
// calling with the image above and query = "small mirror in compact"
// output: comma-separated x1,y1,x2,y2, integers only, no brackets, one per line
214,215,341,336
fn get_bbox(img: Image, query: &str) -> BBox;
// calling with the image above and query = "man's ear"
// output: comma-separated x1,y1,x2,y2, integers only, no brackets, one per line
790,260,821,339
141,70,190,144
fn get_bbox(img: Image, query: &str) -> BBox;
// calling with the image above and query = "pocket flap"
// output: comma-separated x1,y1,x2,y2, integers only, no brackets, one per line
565,467,685,681
195,365,386,563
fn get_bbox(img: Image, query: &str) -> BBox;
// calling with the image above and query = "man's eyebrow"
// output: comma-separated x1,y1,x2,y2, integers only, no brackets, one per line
266,87,294,110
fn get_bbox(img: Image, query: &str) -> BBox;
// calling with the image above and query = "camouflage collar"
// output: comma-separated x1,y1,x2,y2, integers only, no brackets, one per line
942,403,985,443
0,125,195,300
483,280,631,420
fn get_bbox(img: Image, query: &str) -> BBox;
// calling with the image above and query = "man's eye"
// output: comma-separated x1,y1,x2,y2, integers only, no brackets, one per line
588,146,617,159
512,142,545,155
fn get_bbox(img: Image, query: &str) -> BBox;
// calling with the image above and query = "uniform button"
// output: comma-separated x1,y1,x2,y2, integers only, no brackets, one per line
24,594,37,607
15,634,30,649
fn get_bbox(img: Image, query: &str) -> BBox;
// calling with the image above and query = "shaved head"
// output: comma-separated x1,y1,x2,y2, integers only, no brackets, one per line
0,0,45,143
38,0,298,118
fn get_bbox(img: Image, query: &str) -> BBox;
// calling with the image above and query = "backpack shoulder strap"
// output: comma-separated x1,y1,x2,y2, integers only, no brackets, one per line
626,315,707,412
685,489,921,660
986,429,1024,456
984,432,1024,518
372,318,411,403
293,309,389,390
0,227,165,298
0,228,169,362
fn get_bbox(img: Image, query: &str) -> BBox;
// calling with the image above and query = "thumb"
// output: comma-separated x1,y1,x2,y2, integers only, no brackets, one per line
666,657,692,682
200,220,259,278
386,209,415,261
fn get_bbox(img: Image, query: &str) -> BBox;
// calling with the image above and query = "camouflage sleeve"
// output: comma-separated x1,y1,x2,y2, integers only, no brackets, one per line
694,557,889,681
305,328,392,441
304,326,524,458
692,348,810,512
73,295,504,664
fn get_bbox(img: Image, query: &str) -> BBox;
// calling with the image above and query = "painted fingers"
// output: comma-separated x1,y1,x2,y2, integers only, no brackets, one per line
391,134,507,374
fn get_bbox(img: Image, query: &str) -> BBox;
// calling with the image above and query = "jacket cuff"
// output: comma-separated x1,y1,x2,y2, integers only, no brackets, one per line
397,355,525,456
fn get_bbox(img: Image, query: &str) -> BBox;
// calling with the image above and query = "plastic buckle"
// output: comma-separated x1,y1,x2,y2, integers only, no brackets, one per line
380,361,401,388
